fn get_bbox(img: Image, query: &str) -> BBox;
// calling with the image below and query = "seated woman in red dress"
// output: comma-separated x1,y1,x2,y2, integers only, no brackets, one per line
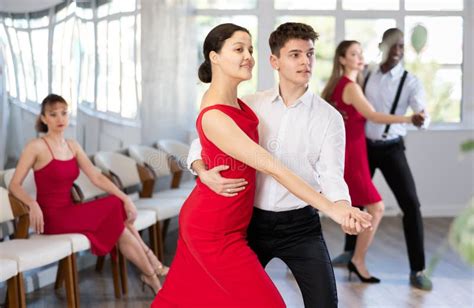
8,94,167,294
321,40,423,282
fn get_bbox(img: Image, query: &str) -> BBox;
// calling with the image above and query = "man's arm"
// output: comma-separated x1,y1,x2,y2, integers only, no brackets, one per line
316,112,352,205
316,113,361,234
408,76,430,129
187,138,247,197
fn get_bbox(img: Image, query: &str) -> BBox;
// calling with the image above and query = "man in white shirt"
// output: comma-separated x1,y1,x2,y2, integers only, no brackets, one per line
188,23,349,308
332,28,433,291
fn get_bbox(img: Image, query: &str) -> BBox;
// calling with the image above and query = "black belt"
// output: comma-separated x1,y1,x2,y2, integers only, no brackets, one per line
366,136,402,147
253,206,316,221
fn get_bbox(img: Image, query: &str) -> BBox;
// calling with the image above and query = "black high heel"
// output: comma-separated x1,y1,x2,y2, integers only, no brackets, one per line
347,261,381,283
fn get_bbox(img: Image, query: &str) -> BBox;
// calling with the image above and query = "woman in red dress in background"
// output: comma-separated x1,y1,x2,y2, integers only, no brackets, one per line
322,40,422,282
8,94,166,294
152,24,372,307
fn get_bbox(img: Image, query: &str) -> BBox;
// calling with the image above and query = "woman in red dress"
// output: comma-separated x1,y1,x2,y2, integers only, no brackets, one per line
322,40,422,282
8,94,166,293
152,24,373,307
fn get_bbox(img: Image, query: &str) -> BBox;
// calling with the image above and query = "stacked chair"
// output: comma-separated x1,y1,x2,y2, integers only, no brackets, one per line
156,139,196,190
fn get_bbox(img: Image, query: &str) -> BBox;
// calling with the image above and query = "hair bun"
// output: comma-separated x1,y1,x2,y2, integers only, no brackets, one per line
198,60,212,83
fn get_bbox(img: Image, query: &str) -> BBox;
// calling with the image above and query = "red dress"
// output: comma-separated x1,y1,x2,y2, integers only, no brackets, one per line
34,139,126,256
331,76,382,206
152,100,285,307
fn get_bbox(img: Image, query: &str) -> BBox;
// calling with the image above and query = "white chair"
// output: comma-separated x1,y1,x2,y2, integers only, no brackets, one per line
0,187,76,307
156,139,196,190
94,152,185,259
128,145,193,198
73,168,158,295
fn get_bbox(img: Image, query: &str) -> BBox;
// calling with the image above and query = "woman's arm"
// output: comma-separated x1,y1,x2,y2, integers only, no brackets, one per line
343,82,412,124
8,140,44,233
71,141,137,222
201,110,372,228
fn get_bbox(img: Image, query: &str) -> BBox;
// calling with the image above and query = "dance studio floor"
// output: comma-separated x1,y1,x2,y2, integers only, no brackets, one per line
11,217,474,307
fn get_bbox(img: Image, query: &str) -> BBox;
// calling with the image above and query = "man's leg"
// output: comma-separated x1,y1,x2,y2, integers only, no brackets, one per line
275,208,337,308
375,139,432,290
247,209,275,268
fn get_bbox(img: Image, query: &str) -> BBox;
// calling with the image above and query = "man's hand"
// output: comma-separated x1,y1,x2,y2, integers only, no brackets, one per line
199,165,247,197
411,111,425,127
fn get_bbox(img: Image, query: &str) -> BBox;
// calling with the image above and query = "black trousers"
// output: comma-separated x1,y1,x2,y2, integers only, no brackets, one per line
344,137,425,272
248,206,337,308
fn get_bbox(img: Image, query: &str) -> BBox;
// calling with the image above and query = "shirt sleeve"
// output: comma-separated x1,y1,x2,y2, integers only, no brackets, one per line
408,75,430,129
186,138,203,175
316,111,351,204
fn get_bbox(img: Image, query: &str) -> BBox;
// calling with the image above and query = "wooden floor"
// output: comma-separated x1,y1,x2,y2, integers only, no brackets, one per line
5,217,474,308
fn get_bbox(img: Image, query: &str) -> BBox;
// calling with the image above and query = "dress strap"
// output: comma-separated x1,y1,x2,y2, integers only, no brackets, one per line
41,137,55,159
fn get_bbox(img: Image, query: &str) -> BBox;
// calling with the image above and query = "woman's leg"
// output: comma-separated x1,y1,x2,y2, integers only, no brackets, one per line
125,223,169,275
351,201,384,277
117,227,161,292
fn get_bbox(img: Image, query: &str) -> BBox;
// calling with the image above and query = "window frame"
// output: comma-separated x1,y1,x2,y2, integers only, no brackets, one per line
194,0,473,129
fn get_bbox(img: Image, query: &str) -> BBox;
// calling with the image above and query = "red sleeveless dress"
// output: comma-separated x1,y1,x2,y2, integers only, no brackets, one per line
331,76,382,206
34,138,127,256
152,100,285,307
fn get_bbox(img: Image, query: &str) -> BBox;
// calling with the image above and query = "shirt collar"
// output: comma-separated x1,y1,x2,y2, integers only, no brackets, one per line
376,62,404,78
270,86,313,108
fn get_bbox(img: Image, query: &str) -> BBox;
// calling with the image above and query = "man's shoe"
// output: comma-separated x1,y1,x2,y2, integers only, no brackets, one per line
331,251,353,267
410,271,433,291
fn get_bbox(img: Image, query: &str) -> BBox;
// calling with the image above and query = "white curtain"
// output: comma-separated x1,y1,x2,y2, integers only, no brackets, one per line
0,45,8,169
140,0,197,144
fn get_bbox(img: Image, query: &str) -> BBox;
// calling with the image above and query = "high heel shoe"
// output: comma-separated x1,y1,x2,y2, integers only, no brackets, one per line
145,249,169,277
140,272,161,295
347,261,381,283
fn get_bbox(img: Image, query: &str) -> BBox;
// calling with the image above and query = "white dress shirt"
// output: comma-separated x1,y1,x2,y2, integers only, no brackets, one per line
187,87,350,212
365,63,429,141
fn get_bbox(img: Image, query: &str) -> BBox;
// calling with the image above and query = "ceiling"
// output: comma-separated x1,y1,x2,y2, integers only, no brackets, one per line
0,0,63,13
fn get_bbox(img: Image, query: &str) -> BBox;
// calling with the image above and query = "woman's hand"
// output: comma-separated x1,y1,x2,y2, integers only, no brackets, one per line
123,197,138,224
29,202,44,234
326,203,372,234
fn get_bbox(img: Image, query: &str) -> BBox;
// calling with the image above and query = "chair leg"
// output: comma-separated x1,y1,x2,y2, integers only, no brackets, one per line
162,218,171,243
63,255,77,308
6,275,20,308
17,273,26,308
149,223,161,260
118,250,128,295
110,248,121,299
95,256,105,272
55,258,65,290
71,253,80,307
155,221,164,261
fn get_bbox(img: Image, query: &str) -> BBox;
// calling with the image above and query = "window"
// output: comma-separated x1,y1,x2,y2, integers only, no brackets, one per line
404,16,463,123
191,0,469,125
1,0,141,121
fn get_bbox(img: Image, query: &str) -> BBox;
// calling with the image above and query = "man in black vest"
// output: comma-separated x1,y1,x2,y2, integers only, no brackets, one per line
332,28,433,291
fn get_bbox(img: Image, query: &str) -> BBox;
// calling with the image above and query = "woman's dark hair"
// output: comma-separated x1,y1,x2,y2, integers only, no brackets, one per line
35,94,68,133
198,23,250,83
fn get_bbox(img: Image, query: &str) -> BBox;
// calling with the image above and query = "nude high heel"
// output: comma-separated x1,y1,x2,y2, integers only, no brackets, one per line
145,249,169,277
140,272,161,295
